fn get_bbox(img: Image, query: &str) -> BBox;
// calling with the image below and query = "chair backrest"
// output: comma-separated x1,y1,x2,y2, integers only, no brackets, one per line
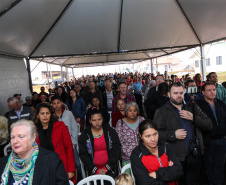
77,175,115,185
4,143,11,156
108,111,112,127
79,157,87,179
121,163,135,183
77,122,81,136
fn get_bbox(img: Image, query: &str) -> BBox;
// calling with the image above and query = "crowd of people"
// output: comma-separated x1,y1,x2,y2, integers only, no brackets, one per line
0,71,226,185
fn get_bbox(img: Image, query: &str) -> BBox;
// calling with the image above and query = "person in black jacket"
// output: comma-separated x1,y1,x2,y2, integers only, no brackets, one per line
102,80,118,111
131,119,182,185
79,108,121,180
86,96,110,127
145,82,169,119
196,81,226,185
0,119,69,185
57,86,68,103
146,75,164,100
153,82,212,185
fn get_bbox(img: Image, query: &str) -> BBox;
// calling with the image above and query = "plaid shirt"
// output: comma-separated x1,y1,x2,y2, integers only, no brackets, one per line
0,116,8,145
112,93,136,113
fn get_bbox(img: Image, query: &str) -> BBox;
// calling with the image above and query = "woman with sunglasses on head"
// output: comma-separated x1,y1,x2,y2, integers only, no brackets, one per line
34,103,76,184
79,108,121,182
131,120,182,185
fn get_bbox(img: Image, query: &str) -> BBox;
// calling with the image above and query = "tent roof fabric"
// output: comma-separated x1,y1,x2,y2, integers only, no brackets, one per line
1,0,226,67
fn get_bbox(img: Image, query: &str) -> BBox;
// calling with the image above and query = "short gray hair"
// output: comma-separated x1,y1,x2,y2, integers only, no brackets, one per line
11,119,37,139
7,97,18,104
125,101,139,114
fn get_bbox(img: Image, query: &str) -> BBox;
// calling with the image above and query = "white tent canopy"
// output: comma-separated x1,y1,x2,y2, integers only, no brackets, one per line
1,0,226,67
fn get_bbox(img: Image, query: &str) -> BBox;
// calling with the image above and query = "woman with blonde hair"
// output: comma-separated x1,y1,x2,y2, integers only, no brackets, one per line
0,119,69,185
115,173,134,185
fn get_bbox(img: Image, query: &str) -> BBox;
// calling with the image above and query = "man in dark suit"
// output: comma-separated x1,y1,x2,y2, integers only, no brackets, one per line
154,82,212,185
196,81,226,185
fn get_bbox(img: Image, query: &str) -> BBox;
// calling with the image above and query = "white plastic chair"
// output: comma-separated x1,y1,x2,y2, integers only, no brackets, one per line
117,160,122,174
76,141,86,179
79,158,86,179
77,122,81,137
69,180,74,185
77,175,115,185
121,163,135,183
4,143,11,156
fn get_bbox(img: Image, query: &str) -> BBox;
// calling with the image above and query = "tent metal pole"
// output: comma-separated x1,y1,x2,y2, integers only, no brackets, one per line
133,63,135,72
82,68,84,76
61,65,64,83
0,0,22,18
66,67,69,82
46,63,50,88
49,64,53,82
156,58,158,74
150,59,153,74
29,0,74,57
117,0,124,51
200,44,206,81
175,0,202,44
72,68,75,79
25,58,33,93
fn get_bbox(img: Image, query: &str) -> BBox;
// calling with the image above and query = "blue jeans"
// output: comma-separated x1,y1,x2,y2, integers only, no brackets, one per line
74,147,82,181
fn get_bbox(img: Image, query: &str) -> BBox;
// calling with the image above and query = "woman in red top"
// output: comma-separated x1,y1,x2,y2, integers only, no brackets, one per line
34,103,76,183
79,108,121,182
112,98,126,127
131,120,182,185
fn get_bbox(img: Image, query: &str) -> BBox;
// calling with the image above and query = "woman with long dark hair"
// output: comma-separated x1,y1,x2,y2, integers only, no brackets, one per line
86,96,110,127
57,86,68,103
66,89,86,131
34,103,76,183
131,120,182,185
79,108,121,181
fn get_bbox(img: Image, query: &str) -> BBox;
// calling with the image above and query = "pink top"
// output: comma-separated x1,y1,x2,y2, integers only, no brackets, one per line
94,133,109,174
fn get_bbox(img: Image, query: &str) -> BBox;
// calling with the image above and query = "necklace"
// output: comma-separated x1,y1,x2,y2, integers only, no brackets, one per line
93,131,103,138
13,172,30,185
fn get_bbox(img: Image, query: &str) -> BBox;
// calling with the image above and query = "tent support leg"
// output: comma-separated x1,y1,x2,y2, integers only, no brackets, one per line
200,44,206,81
72,68,75,80
25,58,33,93
66,67,69,82
156,58,158,74
61,65,64,83
150,58,153,74
46,63,50,88
50,64,53,82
